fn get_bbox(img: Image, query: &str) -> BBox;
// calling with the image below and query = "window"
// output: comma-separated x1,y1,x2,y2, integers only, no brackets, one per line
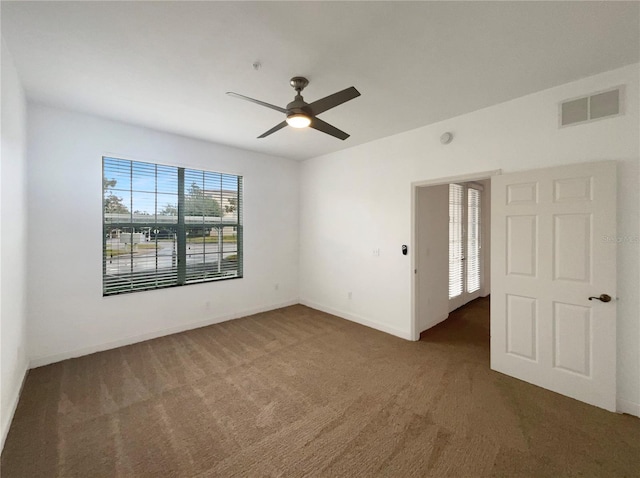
448,184,464,299
466,188,481,293
103,157,243,296
448,183,481,300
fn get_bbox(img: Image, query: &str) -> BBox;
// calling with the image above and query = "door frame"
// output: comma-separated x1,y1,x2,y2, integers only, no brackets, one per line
411,169,501,341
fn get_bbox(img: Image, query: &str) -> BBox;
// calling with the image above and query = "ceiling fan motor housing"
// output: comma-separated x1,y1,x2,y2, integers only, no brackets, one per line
287,102,308,115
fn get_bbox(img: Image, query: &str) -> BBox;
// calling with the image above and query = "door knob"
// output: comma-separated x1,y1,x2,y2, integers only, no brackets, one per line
588,294,612,303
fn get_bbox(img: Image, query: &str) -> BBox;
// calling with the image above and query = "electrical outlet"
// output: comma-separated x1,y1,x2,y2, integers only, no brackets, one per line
373,248,380,256
348,291,352,300
275,283,279,291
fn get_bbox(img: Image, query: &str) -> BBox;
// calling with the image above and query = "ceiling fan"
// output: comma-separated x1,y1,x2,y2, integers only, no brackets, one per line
226,77,360,140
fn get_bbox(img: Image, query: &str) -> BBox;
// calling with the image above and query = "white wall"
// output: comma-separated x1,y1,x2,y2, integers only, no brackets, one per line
1,38,29,448
299,64,640,415
26,104,299,366
415,184,449,332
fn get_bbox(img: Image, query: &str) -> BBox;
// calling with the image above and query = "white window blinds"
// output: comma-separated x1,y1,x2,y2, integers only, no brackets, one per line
449,183,482,300
466,188,481,293
449,184,464,299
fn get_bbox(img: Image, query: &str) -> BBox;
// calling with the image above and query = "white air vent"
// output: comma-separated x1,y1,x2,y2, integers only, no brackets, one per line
559,86,623,127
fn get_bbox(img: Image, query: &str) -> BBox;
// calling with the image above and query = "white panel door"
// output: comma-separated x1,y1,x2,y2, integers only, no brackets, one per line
491,161,617,411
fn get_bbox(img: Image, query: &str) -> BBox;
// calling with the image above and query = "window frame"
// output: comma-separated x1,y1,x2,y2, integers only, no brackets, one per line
102,156,243,296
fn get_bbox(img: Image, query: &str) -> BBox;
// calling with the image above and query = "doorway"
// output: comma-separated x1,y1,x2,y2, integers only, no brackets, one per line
412,171,497,338
412,161,618,412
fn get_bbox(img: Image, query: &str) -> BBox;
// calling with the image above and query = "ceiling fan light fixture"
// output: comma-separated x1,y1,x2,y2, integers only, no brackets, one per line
286,113,311,129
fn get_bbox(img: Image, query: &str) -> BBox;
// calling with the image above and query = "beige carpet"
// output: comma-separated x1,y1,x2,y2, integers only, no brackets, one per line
2,298,639,477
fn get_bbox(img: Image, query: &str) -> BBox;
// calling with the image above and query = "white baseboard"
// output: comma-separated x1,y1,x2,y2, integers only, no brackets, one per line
29,299,298,368
1,363,28,452
299,299,413,341
617,398,640,417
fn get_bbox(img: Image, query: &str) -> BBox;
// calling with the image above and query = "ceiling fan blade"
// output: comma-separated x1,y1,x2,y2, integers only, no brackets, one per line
306,87,360,116
226,92,287,114
258,121,288,139
309,117,350,140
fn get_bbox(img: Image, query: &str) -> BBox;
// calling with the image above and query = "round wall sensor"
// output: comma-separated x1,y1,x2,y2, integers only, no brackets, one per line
440,132,453,144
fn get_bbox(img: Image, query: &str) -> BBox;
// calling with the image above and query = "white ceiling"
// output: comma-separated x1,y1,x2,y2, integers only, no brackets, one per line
2,1,638,161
